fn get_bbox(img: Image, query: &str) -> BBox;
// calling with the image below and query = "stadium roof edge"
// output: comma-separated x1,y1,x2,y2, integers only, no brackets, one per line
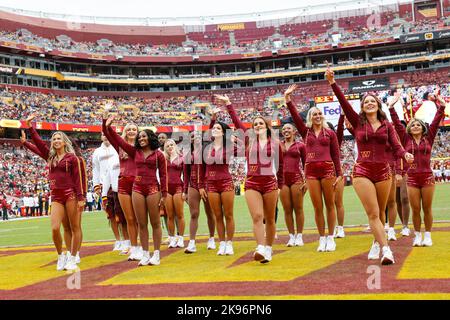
0,0,413,27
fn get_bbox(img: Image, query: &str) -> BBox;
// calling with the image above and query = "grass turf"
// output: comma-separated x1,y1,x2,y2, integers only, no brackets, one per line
0,183,449,248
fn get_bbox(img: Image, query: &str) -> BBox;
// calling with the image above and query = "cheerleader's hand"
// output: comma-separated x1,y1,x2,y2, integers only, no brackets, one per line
302,184,308,195
325,61,335,85
388,95,400,108
25,114,36,128
405,153,414,164
78,200,86,210
284,84,297,102
199,188,208,201
181,193,187,202
105,115,115,127
214,94,231,106
159,196,166,209
395,174,403,187
333,176,343,190
20,130,26,143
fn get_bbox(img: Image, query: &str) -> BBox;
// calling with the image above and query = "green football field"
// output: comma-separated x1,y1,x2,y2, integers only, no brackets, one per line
1,184,449,248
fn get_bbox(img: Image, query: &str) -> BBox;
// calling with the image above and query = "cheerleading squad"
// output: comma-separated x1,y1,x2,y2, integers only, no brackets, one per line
20,65,448,271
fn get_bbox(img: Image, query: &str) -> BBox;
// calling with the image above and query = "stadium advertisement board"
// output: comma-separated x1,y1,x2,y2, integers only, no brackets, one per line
0,119,276,133
399,29,450,43
348,78,390,92
314,94,361,135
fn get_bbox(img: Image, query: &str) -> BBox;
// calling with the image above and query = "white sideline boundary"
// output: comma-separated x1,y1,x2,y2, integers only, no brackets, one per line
1,220,450,249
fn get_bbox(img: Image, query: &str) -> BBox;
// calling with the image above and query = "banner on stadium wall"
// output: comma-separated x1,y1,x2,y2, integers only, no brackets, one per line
0,41,19,48
24,45,42,52
399,33,425,43
0,119,21,128
339,41,364,48
315,97,361,136
218,23,245,31
399,29,450,43
434,29,450,39
348,78,390,93
1,119,271,133
0,65,21,74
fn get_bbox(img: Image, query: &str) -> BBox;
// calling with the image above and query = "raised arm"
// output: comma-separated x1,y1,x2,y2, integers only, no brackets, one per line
104,117,136,158
387,122,409,161
20,130,46,159
427,97,447,143
26,115,50,159
336,114,345,147
102,118,119,154
22,141,45,159
325,66,359,128
215,94,247,132
388,94,407,143
389,106,407,144
284,84,308,138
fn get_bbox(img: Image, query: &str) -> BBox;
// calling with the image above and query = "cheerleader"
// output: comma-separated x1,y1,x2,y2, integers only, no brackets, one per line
327,66,413,265
285,85,342,252
184,130,216,253
102,116,142,261
334,114,346,238
396,157,411,237
163,139,186,249
388,93,446,247
24,115,85,271
104,115,167,266
279,122,307,246
217,94,283,263
20,130,74,264
68,137,88,263
204,110,241,255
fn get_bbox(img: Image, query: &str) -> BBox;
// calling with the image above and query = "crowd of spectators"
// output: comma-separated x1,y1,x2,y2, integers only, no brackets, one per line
0,86,304,127
1,75,448,127
0,15,447,58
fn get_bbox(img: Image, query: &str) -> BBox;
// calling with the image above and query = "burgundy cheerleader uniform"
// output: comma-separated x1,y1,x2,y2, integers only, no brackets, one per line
286,101,342,180
331,83,407,183
389,102,446,188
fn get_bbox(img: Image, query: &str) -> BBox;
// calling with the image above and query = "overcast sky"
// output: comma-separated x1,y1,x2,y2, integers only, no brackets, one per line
0,0,375,19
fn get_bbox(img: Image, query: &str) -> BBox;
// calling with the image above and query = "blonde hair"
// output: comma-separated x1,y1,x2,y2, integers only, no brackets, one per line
163,139,180,160
121,123,138,143
48,131,75,166
306,107,329,129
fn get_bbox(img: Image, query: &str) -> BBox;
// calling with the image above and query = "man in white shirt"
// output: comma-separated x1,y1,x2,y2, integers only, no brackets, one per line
92,133,130,253
86,191,94,212
33,194,39,216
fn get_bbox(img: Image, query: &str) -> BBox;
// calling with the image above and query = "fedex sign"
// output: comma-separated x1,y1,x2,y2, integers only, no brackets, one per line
323,105,342,116
316,99,361,136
